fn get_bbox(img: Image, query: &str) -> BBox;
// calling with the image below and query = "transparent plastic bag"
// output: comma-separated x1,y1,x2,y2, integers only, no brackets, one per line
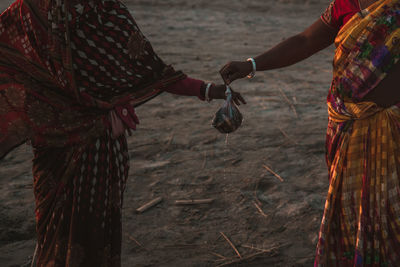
212,86,243,133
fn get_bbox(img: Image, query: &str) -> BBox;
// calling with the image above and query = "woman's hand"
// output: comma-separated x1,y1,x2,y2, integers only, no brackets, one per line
219,61,253,85
219,19,337,85
209,84,247,105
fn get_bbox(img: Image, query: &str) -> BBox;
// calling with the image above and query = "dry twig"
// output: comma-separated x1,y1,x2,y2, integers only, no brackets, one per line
202,151,207,169
263,165,284,182
164,132,174,150
231,158,242,165
175,199,214,205
220,232,241,259
148,178,160,188
163,244,205,249
136,197,163,213
211,252,228,260
203,135,218,145
253,178,262,207
253,201,267,217
241,243,290,253
216,251,267,267
278,87,298,118
278,127,298,145
127,234,144,249
217,243,288,267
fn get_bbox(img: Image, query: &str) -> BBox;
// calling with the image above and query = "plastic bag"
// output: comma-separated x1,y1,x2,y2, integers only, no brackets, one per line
212,86,243,133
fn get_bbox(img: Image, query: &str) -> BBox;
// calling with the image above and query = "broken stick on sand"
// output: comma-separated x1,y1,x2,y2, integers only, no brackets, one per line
136,197,163,213
216,243,289,267
278,86,298,118
127,234,145,249
263,164,284,182
220,232,242,259
175,199,214,205
253,201,268,217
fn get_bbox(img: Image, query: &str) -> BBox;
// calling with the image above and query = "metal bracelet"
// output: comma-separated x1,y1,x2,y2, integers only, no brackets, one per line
246,58,256,79
205,82,213,102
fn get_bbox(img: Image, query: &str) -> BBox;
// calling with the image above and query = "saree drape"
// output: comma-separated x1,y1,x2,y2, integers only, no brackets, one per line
0,0,186,159
315,0,400,266
0,1,186,266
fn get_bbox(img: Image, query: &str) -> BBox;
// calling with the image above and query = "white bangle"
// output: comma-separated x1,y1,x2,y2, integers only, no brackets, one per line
247,58,256,79
205,83,212,102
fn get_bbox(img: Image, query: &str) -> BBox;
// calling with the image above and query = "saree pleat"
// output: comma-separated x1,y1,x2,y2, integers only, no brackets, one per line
33,129,129,267
317,103,400,266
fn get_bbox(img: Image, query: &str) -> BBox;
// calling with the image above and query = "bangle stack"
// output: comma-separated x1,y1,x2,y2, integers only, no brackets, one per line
205,83,213,102
247,58,256,79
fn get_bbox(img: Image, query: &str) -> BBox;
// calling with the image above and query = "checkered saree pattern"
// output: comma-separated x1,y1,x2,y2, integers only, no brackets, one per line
318,102,400,266
315,0,400,266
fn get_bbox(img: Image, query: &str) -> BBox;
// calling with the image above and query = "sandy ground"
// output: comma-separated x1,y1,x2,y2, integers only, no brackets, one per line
0,0,337,266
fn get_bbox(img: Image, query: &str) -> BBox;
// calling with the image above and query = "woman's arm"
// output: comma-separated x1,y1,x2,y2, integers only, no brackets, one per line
164,77,246,105
164,77,205,100
220,19,338,84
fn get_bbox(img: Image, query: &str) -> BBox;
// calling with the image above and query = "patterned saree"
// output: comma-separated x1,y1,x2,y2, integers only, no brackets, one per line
0,1,185,266
315,0,400,266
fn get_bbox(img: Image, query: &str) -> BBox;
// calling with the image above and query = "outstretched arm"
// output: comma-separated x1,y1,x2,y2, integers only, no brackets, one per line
220,18,338,84
164,77,246,105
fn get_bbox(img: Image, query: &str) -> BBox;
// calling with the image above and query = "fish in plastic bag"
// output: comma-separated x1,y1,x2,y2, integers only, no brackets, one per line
212,86,243,133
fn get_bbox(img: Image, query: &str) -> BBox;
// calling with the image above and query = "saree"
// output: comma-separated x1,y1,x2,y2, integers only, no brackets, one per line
315,0,400,266
0,0,186,266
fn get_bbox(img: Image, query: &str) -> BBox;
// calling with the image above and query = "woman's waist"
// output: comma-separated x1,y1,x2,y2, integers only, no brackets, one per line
30,114,109,149
327,100,400,123
361,61,400,108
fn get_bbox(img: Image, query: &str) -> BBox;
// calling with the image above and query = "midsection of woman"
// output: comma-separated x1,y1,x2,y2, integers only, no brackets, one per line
323,0,400,108
319,1,400,264
363,60,400,107
219,0,400,265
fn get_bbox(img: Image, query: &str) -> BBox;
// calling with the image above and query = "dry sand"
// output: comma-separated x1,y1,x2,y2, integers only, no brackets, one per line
0,0,335,266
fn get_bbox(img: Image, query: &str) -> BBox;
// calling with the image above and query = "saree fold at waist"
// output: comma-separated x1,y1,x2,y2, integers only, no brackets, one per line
0,0,186,159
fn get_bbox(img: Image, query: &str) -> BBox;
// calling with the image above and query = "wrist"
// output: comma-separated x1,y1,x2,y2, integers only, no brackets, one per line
245,60,253,72
200,82,207,99
205,82,213,102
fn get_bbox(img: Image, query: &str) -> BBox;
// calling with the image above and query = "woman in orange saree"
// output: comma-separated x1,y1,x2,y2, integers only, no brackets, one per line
220,0,400,265
0,1,245,266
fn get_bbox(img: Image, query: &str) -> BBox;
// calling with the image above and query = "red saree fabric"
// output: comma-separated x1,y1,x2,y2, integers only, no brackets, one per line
33,130,129,266
0,1,195,266
0,0,187,160
321,0,361,30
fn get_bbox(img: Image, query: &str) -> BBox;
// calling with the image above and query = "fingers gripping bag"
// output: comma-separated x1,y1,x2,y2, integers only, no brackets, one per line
212,86,243,133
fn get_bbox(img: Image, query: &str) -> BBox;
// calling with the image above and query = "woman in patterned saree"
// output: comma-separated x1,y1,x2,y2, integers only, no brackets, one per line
0,0,245,266
220,0,400,265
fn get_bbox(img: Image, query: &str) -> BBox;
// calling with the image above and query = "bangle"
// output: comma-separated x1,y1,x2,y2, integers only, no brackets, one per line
205,83,212,102
246,58,256,79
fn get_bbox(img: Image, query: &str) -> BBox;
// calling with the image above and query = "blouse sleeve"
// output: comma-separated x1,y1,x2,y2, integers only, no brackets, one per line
321,0,342,30
321,0,360,31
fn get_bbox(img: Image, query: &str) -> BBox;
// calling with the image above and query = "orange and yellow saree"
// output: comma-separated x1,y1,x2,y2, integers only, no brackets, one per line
315,0,400,266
